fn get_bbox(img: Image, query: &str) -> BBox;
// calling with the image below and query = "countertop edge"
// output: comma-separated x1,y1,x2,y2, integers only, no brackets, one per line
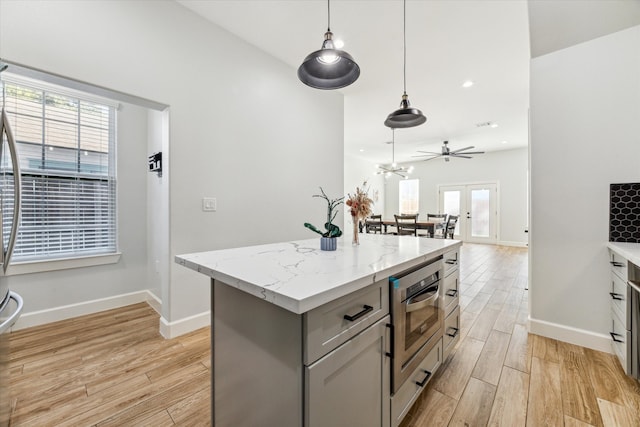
607,242,640,267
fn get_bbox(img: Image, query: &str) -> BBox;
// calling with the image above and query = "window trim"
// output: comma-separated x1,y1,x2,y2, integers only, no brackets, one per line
6,252,121,276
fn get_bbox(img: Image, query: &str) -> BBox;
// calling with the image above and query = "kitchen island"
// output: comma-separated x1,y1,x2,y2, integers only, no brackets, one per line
176,233,462,426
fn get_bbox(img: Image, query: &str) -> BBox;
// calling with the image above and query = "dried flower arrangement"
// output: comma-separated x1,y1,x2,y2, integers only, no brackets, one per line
346,180,375,221
304,187,344,238
346,181,376,245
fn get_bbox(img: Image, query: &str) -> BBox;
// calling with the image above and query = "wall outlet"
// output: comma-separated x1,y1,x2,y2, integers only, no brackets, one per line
202,197,217,212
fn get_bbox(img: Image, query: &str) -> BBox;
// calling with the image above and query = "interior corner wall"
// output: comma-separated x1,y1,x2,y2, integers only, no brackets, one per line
382,148,529,246
1,0,344,331
529,25,640,349
146,109,169,317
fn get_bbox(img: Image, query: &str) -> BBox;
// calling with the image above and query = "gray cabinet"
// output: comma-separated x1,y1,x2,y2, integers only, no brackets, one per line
608,249,632,374
442,248,460,360
213,277,390,427
306,316,391,427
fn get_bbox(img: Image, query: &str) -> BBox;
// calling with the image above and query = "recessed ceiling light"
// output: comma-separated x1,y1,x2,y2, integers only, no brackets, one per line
462,80,474,88
501,140,508,144
490,123,498,128
359,148,365,152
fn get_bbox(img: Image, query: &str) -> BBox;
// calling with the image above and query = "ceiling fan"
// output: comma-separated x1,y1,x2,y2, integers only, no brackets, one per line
376,129,413,179
412,141,485,162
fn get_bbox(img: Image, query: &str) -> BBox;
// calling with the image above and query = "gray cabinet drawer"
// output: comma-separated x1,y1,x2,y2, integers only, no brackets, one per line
443,249,459,277
391,338,442,427
443,270,459,317
610,272,628,325
609,250,628,281
304,279,390,364
610,308,631,372
443,305,461,360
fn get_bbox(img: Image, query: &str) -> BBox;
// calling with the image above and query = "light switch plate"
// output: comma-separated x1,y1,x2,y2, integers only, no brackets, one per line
202,197,217,212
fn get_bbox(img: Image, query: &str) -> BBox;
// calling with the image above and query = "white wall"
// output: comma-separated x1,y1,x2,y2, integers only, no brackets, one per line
382,148,528,246
529,25,640,351
1,0,344,333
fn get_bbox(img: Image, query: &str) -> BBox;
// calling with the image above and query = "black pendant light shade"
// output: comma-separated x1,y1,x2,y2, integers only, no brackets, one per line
298,1,360,90
384,0,426,129
384,93,426,128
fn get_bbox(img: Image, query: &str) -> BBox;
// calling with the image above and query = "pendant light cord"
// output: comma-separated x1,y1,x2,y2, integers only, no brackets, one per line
392,129,396,164
327,0,331,32
403,0,407,95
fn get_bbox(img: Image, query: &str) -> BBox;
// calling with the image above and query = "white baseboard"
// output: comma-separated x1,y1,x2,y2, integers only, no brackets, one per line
529,317,612,354
159,311,211,339
497,240,528,248
12,290,160,332
146,290,162,315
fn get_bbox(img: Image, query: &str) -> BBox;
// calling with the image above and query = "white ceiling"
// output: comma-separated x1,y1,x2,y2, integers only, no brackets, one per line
177,0,531,165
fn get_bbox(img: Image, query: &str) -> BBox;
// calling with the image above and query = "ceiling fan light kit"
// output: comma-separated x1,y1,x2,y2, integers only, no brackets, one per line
384,0,426,129
298,0,360,90
376,129,413,179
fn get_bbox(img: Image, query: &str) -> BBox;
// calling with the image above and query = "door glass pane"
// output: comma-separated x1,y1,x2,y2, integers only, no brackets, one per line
470,189,490,237
443,191,460,216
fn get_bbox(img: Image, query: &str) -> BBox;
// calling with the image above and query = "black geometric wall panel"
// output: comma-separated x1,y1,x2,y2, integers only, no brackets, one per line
610,183,640,243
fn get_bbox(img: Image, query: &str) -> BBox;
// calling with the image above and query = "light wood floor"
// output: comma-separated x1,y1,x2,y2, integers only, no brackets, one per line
7,244,640,426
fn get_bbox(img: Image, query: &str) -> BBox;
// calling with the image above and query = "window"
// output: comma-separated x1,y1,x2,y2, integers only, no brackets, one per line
1,75,117,262
399,179,419,214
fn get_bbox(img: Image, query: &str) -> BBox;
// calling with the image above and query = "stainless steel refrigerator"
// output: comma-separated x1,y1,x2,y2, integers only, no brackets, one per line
0,61,24,427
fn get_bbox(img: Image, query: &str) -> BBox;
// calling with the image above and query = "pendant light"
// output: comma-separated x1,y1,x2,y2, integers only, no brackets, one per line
384,0,426,128
297,0,360,90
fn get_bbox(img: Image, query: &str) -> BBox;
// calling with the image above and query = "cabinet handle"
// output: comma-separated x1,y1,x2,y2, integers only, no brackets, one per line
445,259,457,265
385,323,394,358
610,292,624,301
415,369,432,387
343,305,373,322
446,289,458,297
447,327,459,338
610,261,624,267
610,332,624,343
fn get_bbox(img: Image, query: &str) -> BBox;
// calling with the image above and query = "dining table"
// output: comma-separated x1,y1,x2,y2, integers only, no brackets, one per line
362,218,443,238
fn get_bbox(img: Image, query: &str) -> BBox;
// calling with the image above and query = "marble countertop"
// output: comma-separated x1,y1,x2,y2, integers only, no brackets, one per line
607,241,640,267
176,234,461,314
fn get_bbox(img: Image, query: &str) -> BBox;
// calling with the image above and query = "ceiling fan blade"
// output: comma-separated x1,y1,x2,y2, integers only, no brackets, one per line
451,154,472,159
420,156,441,162
415,150,441,155
458,151,484,155
412,153,441,158
450,146,475,153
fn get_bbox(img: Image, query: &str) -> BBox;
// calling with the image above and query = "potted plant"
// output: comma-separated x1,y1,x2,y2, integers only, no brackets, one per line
304,187,344,251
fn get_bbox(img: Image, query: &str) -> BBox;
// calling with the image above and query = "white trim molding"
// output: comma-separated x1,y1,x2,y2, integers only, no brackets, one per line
497,240,528,248
12,289,155,331
529,316,612,354
159,311,211,339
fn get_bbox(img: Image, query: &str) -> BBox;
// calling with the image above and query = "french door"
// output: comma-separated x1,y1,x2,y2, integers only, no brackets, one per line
438,183,498,244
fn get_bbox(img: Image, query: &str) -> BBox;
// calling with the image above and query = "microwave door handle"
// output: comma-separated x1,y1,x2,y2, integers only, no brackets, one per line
1,108,21,274
405,286,439,313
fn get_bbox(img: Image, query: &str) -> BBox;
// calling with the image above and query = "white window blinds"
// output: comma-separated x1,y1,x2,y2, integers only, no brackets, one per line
1,76,117,261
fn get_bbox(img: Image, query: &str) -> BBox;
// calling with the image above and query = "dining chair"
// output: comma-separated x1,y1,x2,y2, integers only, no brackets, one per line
443,215,459,239
394,214,418,236
424,213,447,237
366,214,383,234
